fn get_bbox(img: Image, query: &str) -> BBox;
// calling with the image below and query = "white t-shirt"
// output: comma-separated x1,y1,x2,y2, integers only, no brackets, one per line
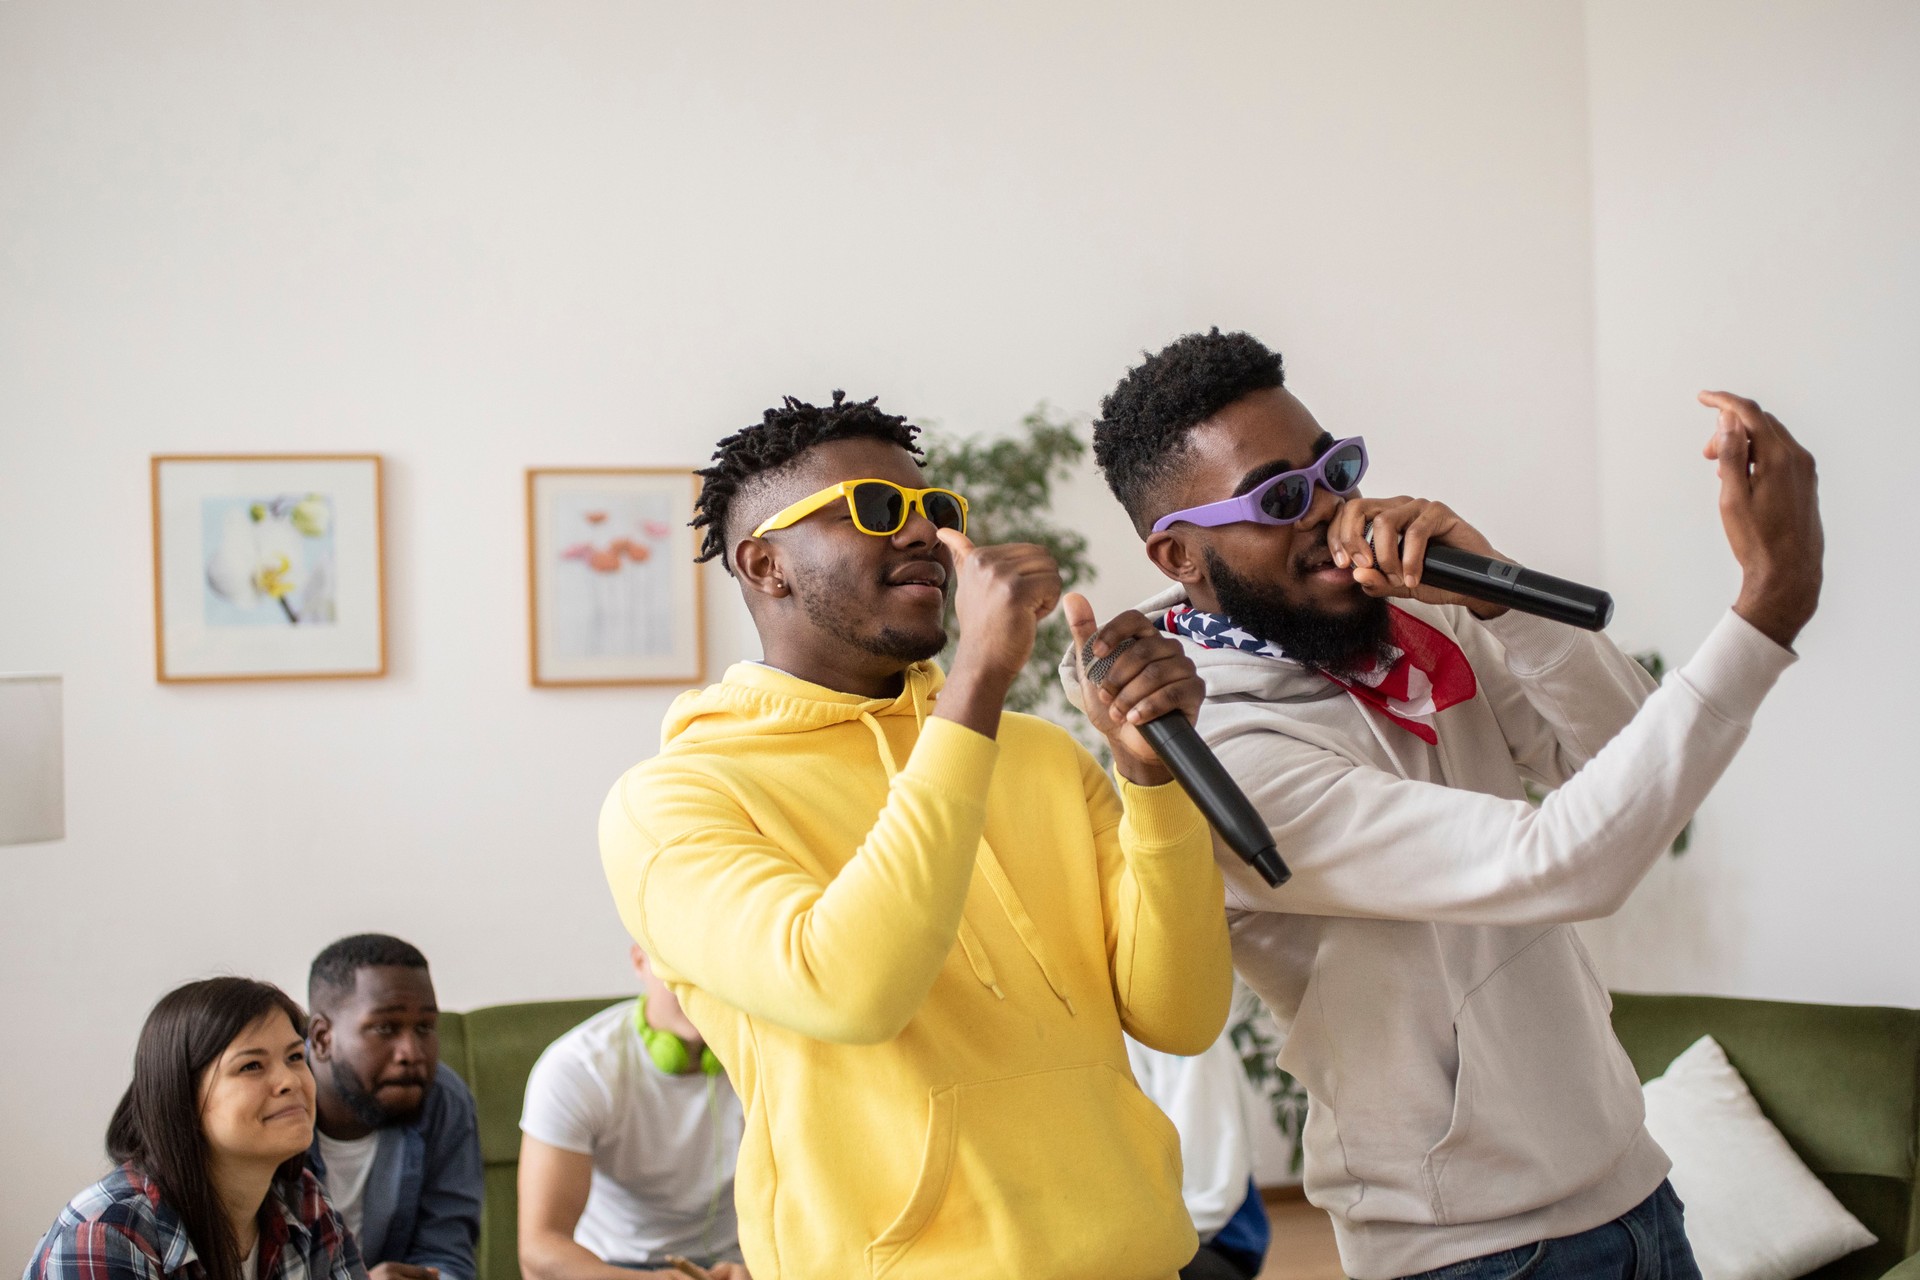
315,1129,380,1244
520,1000,743,1266
1126,1029,1259,1239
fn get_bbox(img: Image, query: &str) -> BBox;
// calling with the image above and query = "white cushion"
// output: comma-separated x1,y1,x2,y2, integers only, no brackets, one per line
1641,1035,1876,1280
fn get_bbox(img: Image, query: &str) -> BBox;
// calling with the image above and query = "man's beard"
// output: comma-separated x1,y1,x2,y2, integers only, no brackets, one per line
1206,549,1393,672
790,562,947,666
329,1059,422,1129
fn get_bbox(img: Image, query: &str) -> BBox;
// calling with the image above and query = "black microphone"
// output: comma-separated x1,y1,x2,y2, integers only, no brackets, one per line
1364,521,1614,631
1083,638,1290,888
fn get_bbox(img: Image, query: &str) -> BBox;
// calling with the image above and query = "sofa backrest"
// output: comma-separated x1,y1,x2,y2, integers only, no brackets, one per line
436,997,628,1280
1612,992,1920,1280
438,990,1917,1280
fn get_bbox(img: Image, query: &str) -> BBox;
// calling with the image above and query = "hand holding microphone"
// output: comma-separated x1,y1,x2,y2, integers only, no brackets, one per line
1063,596,1203,789
1328,496,1514,614
1328,496,1614,631
1067,595,1290,888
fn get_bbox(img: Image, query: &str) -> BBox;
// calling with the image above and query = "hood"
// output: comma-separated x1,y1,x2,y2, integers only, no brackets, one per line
1056,584,1348,709
661,659,945,751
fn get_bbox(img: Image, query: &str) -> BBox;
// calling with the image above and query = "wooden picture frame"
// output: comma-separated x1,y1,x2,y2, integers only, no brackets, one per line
150,454,388,683
525,467,706,687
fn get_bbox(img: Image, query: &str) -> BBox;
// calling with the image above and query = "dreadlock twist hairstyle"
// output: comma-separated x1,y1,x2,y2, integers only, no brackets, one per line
1094,328,1285,534
693,390,922,572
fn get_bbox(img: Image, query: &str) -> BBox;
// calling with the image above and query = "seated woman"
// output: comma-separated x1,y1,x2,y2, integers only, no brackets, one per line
26,976,366,1280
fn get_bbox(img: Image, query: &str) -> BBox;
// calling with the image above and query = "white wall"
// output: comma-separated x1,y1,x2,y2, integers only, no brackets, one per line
0,0,1602,1252
1576,2,1920,1005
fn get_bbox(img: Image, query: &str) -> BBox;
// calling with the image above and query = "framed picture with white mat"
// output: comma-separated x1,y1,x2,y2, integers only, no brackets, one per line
150,454,387,682
525,467,705,687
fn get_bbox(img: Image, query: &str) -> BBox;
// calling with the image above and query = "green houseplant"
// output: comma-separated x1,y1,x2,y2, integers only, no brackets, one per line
920,405,1098,732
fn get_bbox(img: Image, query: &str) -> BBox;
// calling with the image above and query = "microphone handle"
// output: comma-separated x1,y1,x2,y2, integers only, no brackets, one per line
1138,714,1291,888
1418,545,1614,631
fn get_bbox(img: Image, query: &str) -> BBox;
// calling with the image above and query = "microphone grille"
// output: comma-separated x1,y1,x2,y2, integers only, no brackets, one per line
1081,635,1139,686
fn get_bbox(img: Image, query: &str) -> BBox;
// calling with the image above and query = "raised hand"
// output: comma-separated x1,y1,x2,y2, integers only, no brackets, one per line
932,528,1063,739
1326,495,1511,618
1064,594,1204,787
1698,391,1823,648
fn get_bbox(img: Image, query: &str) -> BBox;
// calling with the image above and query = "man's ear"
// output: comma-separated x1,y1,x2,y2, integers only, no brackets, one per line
308,1010,333,1061
1145,530,1207,586
733,537,790,600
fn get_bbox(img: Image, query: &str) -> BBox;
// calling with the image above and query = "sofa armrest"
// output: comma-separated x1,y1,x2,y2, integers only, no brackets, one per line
1876,1252,1920,1280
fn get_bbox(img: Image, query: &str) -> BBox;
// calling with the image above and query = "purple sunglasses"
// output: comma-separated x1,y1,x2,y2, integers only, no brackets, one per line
1151,436,1369,533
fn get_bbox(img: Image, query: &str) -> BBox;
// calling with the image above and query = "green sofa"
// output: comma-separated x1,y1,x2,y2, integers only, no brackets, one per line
435,992,1920,1280
1611,993,1920,1280
437,997,627,1280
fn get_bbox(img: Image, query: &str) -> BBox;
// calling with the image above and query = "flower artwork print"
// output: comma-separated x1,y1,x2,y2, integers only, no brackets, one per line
547,491,676,660
202,494,336,626
152,455,385,682
526,468,703,686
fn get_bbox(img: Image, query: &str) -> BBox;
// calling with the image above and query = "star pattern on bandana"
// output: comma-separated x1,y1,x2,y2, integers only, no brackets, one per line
1159,607,1287,660
1159,605,1404,681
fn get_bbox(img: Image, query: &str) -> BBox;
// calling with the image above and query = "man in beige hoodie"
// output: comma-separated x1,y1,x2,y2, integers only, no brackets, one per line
1071,329,1823,1280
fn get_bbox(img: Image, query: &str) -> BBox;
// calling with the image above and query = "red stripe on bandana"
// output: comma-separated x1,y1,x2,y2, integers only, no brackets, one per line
1317,608,1476,744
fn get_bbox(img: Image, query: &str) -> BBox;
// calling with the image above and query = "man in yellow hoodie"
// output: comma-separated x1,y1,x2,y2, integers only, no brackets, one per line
599,391,1235,1280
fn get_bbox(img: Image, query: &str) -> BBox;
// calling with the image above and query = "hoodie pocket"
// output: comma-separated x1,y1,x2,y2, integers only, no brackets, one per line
1419,927,1645,1225
865,1062,1188,1278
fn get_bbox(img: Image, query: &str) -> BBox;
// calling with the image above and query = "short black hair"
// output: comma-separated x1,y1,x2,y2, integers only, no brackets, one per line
309,933,429,1012
1093,328,1285,533
692,390,922,572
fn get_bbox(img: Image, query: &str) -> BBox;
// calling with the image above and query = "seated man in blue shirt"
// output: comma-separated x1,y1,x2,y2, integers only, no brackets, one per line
307,934,483,1280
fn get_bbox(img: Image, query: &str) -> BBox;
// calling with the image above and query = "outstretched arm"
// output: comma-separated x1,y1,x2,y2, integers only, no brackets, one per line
1229,391,1822,925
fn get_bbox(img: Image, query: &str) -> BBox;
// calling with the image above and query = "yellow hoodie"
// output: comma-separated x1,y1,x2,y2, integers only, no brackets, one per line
600,660,1233,1280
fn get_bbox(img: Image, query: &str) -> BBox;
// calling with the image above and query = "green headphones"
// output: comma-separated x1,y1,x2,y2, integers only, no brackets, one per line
634,998,721,1076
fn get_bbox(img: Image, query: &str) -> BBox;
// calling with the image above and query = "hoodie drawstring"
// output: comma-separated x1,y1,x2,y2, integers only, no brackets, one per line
858,674,1071,1014
858,710,900,781
975,844,1076,1014
955,913,1006,1000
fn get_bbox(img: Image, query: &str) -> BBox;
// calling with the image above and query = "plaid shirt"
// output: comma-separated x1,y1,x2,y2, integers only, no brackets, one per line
25,1164,366,1280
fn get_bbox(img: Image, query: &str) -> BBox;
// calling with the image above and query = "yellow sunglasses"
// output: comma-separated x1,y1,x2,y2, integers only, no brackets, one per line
752,478,969,539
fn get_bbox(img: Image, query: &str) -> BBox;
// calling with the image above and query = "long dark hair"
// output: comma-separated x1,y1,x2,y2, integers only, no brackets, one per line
107,977,311,1280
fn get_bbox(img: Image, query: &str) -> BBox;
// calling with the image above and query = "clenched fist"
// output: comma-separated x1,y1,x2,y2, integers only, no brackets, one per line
931,529,1063,740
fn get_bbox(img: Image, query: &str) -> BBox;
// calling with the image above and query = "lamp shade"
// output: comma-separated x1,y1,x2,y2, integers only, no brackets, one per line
0,674,64,845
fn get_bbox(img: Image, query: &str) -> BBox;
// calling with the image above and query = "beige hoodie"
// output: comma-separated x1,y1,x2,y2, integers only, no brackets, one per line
1062,592,1795,1279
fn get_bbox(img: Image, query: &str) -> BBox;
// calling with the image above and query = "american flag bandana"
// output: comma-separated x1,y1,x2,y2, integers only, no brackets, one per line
1160,603,1477,744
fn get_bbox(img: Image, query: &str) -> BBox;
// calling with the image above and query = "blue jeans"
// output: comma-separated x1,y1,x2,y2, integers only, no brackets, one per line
1402,1183,1701,1280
